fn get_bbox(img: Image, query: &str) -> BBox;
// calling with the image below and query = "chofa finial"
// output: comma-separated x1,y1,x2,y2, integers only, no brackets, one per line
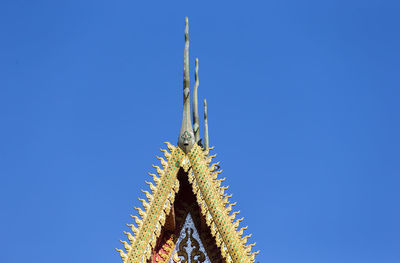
178,17,195,153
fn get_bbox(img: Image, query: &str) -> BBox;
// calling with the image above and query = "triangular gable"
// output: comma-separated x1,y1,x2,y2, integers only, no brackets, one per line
116,143,258,263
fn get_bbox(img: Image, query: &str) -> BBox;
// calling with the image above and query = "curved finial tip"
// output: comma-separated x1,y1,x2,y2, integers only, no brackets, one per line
185,17,189,40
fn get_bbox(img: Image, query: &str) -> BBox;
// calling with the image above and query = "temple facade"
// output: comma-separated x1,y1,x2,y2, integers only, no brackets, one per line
116,18,258,263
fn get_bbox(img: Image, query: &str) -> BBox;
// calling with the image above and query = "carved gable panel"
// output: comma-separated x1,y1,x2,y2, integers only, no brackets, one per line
169,213,211,263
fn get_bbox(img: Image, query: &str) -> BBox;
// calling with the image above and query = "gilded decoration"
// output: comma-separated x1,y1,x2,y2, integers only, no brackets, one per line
117,143,258,263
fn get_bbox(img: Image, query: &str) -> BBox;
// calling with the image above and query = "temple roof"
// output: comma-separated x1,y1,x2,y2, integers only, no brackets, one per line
116,18,258,263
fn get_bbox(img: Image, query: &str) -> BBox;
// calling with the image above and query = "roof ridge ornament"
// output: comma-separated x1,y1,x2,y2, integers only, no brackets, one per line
178,17,195,153
117,18,259,263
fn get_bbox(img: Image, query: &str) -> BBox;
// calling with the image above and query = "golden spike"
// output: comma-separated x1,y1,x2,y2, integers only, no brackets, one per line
156,156,168,169
131,215,143,228
152,164,164,177
238,226,248,236
148,172,161,185
226,202,236,214
224,193,232,198
244,246,251,254
248,242,256,248
250,251,260,262
214,170,223,175
221,185,229,191
160,148,172,159
229,211,240,222
216,177,226,183
134,207,146,218
211,169,222,180
138,198,150,210
164,142,175,152
220,185,229,196
209,161,220,171
115,248,128,261
252,251,260,262
141,190,154,202
241,234,252,244
123,231,135,244
246,242,256,254
215,177,226,187
233,217,243,229
126,223,139,235
222,194,232,205
120,240,132,251
145,181,157,193
206,154,217,164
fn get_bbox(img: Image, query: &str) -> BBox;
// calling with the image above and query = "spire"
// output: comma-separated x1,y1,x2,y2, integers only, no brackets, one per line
192,58,200,144
117,18,258,263
204,99,209,150
178,17,195,153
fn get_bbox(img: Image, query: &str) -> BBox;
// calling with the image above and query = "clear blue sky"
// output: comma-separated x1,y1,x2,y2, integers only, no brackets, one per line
0,1,399,262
